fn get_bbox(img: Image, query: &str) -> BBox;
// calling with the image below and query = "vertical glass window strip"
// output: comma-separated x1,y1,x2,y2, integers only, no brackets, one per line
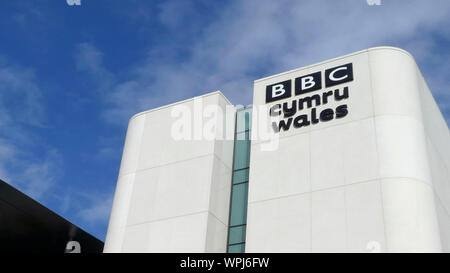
236,108,252,133
227,108,252,253
229,183,249,226
233,131,251,170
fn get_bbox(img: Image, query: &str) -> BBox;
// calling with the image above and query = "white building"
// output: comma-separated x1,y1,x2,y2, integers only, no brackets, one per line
104,47,450,253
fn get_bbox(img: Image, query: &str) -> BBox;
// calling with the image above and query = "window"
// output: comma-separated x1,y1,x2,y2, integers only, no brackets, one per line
227,108,252,253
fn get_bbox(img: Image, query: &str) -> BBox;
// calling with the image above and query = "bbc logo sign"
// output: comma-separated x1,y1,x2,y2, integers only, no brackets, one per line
265,63,354,103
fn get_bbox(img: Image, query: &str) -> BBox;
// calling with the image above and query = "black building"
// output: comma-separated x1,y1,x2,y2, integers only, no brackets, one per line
0,179,104,253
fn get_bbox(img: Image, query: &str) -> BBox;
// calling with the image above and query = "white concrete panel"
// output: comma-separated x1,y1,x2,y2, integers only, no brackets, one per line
310,118,378,191
104,173,136,252
122,212,209,253
137,103,214,171
381,178,442,252
368,47,423,122
136,92,228,171
248,132,310,203
311,188,346,252
246,194,311,252
419,77,450,170
127,155,215,226
103,226,126,253
208,157,232,225
213,95,236,169
107,173,136,229
345,181,385,252
121,222,151,253
341,119,379,185
118,114,145,176
214,139,235,170
427,138,450,214
310,125,345,191
435,197,450,253
375,115,432,184
146,213,209,253
205,213,228,253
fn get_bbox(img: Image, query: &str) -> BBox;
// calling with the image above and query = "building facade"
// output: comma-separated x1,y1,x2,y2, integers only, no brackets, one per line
104,47,450,253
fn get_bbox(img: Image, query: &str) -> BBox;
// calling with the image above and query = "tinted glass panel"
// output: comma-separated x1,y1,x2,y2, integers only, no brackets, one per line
236,109,252,133
228,243,245,253
228,226,246,245
233,131,250,169
233,169,249,184
229,183,249,226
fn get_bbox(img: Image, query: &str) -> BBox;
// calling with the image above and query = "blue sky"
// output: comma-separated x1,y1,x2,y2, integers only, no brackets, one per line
0,0,449,241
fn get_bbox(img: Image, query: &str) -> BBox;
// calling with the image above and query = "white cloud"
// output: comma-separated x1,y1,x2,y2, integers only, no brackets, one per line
0,60,61,200
75,42,114,92
158,0,196,29
0,58,117,231
76,0,450,126
14,149,62,200
0,63,45,127
76,192,114,225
